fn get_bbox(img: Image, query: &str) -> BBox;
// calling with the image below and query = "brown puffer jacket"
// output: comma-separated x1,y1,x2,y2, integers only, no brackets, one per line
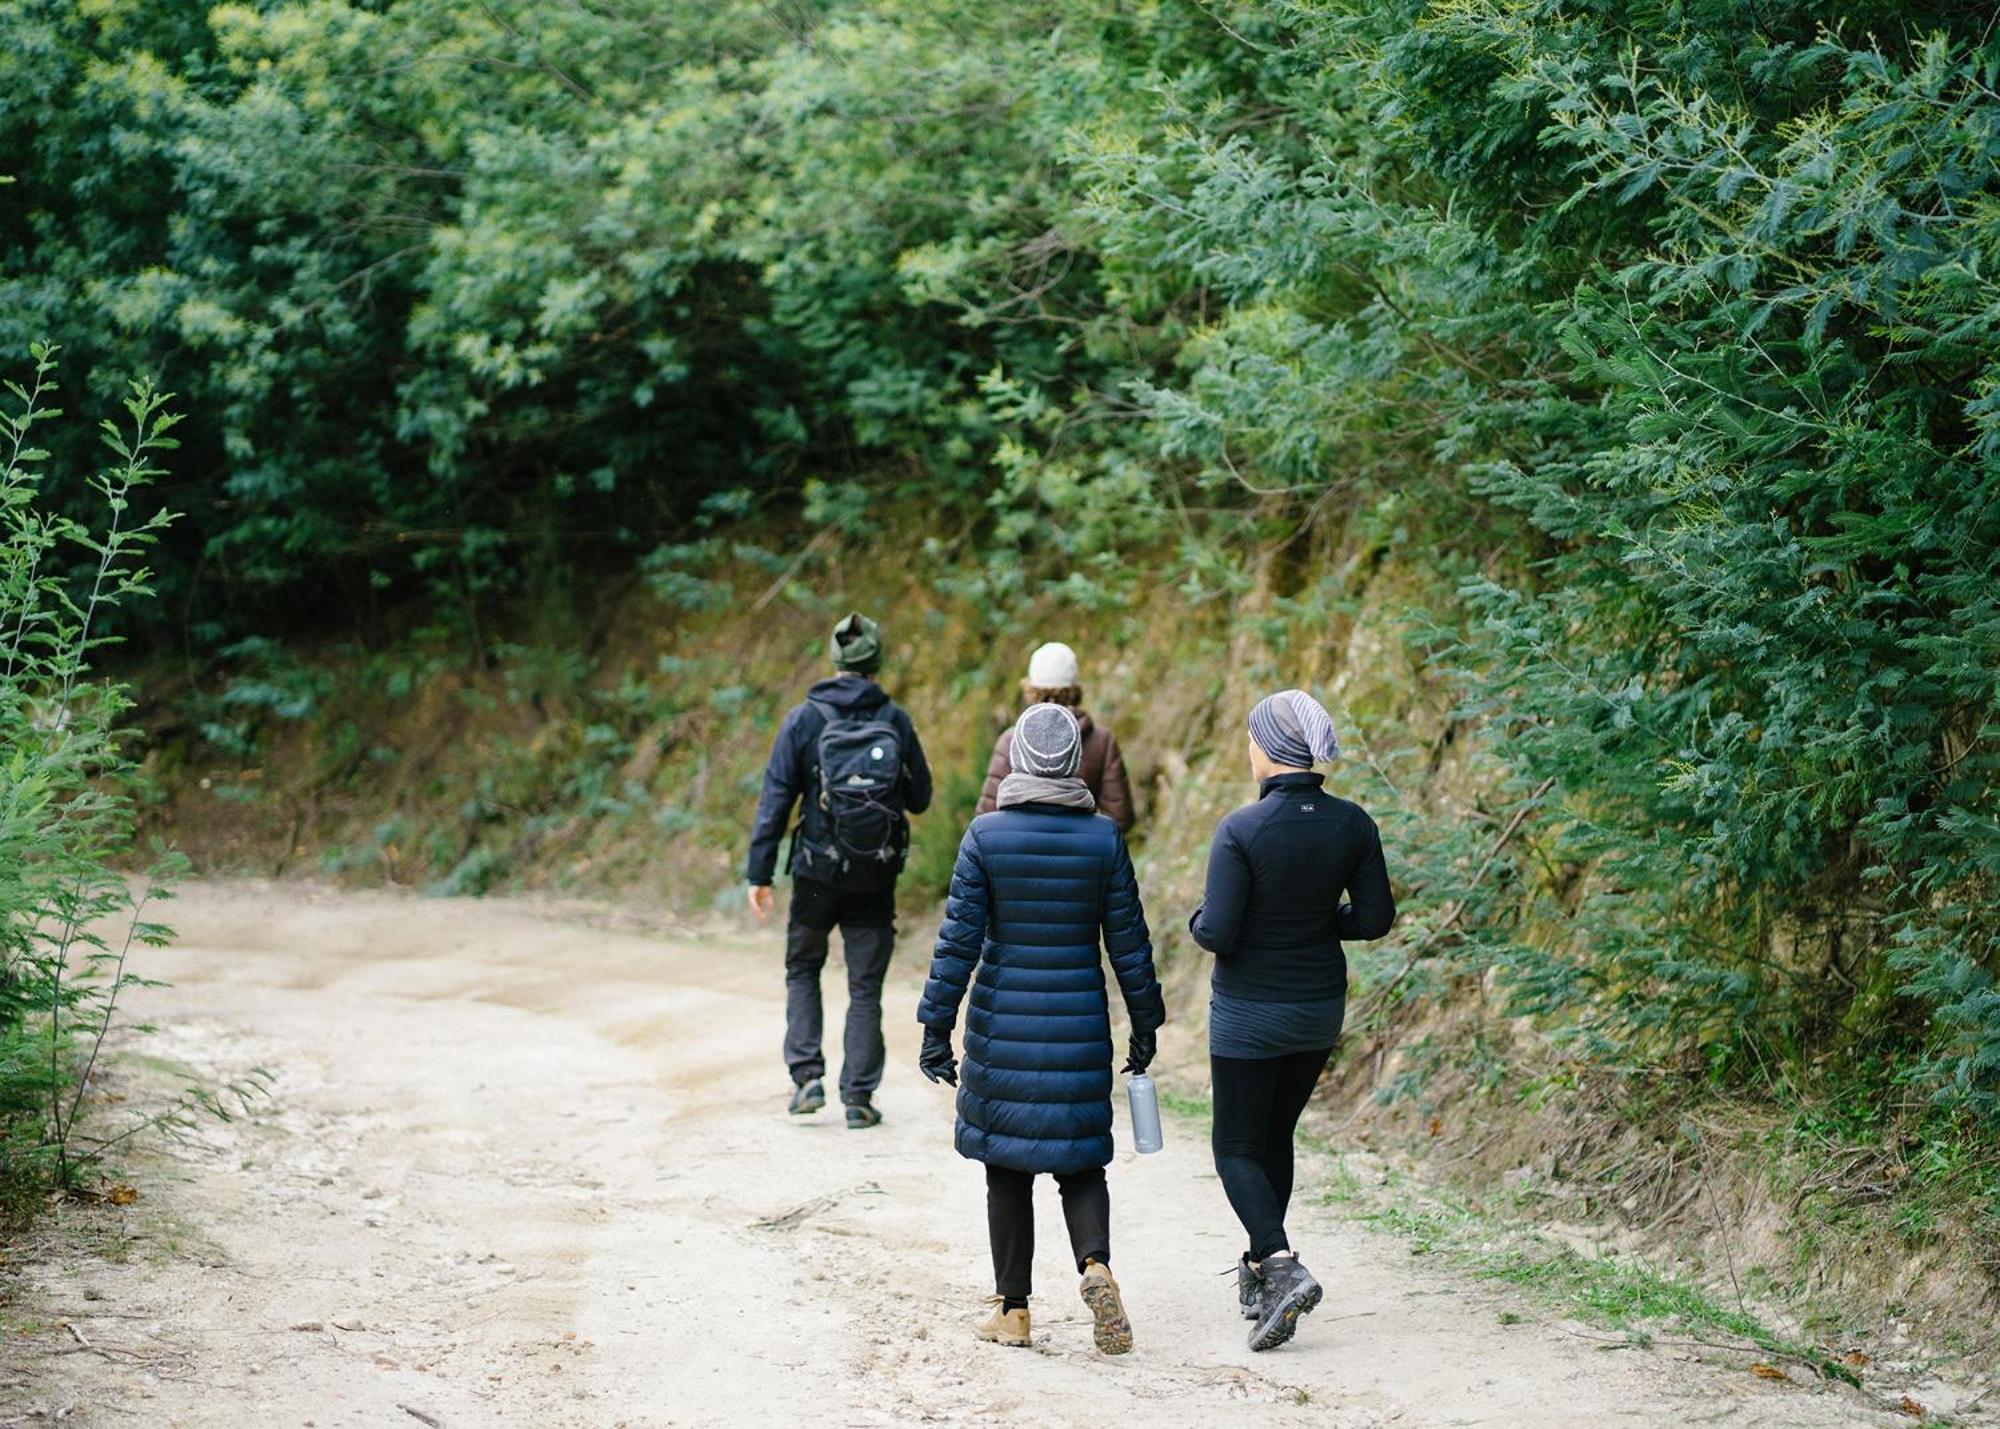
975,709,1135,831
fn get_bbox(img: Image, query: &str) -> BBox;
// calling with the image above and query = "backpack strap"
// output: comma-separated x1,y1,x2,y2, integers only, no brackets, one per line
802,700,838,770
802,699,839,812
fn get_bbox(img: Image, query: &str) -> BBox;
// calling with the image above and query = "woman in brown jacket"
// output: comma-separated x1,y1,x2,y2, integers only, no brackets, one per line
975,642,1135,831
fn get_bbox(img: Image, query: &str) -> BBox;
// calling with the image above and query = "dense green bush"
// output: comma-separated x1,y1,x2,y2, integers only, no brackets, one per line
0,344,192,1213
1444,21,2000,1107
1063,3,2000,1121
0,2,1171,631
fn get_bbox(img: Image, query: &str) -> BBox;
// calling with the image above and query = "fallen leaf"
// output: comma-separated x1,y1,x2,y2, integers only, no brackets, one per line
1843,1350,1868,1367
1426,1116,1443,1137
106,1185,138,1206
1898,1396,1925,1420
1749,1363,1788,1381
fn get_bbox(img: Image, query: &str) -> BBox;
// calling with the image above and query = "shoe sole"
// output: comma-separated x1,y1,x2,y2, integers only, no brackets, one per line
789,1087,825,1115
1249,1278,1322,1352
845,1111,882,1129
974,1329,1032,1349
1080,1277,1133,1356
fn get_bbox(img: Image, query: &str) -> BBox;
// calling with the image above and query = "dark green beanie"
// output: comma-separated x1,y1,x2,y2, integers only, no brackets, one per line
830,611,882,674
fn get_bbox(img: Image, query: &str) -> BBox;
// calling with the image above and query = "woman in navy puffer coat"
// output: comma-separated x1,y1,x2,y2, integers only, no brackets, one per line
918,703,1164,1355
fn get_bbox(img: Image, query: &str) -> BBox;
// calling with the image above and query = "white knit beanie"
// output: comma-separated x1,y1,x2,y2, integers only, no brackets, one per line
1026,641,1079,688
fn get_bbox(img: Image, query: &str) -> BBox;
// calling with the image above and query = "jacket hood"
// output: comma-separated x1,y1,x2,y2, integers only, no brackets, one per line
807,674,890,711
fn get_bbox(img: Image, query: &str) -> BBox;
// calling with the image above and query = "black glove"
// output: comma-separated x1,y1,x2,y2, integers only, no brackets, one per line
919,1026,959,1086
1121,1027,1157,1076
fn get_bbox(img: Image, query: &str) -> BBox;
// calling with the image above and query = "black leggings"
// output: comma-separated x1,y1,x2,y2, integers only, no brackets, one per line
985,1165,1110,1300
1211,1048,1333,1260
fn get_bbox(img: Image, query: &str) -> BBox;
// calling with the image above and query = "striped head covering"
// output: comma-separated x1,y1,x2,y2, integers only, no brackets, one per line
1248,689,1340,768
1010,702,1084,778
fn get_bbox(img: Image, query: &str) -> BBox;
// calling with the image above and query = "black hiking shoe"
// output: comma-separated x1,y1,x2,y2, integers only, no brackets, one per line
845,1100,883,1129
1248,1253,1322,1352
1236,1254,1262,1320
789,1079,826,1116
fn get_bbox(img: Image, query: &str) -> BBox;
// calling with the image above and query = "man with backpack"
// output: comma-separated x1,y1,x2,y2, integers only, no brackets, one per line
747,612,933,1127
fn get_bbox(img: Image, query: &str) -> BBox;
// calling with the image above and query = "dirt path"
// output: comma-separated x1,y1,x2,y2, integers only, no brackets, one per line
7,882,1915,1428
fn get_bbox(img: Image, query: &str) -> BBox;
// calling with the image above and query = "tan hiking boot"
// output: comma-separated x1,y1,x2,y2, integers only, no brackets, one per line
974,1301,1031,1348
1078,1261,1133,1355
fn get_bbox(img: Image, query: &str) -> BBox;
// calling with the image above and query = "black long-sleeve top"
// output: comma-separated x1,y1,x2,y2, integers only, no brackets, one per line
1188,772,1395,1002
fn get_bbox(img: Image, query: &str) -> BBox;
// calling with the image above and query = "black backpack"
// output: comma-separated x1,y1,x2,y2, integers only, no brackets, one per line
795,699,910,887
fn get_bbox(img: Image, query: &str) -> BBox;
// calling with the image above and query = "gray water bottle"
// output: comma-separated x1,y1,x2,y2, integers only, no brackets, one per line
1126,1073,1164,1155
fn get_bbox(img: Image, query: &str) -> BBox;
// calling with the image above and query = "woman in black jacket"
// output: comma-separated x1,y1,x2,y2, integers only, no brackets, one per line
1189,689,1395,1351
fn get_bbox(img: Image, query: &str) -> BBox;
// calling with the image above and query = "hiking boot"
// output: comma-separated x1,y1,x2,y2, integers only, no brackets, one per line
1236,1254,1262,1320
974,1301,1031,1348
788,1079,825,1116
1078,1261,1133,1355
1248,1252,1322,1352
845,1100,883,1129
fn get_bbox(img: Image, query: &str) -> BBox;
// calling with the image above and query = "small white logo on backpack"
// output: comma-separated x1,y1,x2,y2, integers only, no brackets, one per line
1302,803,1316,811
870,746,885,760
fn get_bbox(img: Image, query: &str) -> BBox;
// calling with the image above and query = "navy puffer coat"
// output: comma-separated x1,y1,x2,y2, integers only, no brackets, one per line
917,804,1165,1174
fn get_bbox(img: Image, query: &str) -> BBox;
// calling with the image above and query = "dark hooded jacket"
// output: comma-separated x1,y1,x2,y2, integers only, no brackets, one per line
975,710,1134,830
918,804,1165,1174
745,675,933,887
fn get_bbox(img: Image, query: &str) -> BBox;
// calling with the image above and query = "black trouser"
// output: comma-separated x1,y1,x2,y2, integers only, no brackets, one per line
1211,1047,1333,1260
782,877,895,1104
985,1165,1110,1300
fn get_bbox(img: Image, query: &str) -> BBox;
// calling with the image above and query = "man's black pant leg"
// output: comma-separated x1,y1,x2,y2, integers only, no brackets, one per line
838,918,894,1103
782,911,831,1087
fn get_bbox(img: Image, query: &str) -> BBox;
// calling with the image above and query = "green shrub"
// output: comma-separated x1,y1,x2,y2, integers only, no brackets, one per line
1080,3,2000,1120
0,344,237,1216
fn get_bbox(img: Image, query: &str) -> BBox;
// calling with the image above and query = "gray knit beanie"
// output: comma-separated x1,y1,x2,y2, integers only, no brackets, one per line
1010,703,1083,778
829,612,882,674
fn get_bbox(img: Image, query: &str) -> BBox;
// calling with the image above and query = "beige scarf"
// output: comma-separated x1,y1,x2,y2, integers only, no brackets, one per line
995,773,1097,812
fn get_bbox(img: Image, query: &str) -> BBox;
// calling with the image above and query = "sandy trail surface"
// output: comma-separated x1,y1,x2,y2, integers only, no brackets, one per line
7,881,1916,1427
